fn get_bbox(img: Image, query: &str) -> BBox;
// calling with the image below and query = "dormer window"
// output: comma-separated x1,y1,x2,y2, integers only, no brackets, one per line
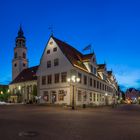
93,67,97,75
103,74,106,80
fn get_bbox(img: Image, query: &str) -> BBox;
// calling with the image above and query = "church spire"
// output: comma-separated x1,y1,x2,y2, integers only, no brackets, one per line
12,25,28,80
17,24,25,38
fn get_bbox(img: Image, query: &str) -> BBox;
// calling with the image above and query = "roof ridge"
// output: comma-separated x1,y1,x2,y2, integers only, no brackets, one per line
52,36,83,56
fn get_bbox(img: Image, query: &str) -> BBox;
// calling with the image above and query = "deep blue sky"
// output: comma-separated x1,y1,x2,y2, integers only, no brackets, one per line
0,0,140,90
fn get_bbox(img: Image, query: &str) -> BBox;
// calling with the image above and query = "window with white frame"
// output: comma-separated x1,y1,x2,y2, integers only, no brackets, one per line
54,58,59,66
83,91,87,101
78,73,82,83
61,72,67,83
78,90,82,101
47,60,51,68
47,75,52,84
84,75,87,85
58,90,65,101
90,78,92,86
90,92,92,101
54,73,59,83
93,93,96,102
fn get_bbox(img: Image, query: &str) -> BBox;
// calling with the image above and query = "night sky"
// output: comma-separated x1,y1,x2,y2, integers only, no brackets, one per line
0,0,140,91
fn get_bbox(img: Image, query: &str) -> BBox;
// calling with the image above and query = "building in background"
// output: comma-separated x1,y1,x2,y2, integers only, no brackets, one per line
9,26,37,103
125,88,140,103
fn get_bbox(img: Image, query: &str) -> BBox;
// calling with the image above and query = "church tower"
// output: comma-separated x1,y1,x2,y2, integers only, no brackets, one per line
12,25,28,80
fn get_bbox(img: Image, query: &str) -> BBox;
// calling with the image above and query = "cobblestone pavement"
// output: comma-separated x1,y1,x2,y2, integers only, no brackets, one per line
0,104,140,140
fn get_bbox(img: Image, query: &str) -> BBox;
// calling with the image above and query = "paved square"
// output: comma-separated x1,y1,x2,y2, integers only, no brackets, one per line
0,104,140,140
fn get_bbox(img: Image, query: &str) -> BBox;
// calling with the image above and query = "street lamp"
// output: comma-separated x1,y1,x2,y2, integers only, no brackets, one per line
105,93,108,105
18,86,21,102
18,86,21,91
67,75,80,110
7,89,10,93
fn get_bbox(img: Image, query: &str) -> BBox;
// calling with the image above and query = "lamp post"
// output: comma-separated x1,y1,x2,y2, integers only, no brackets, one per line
105,93,108,105
67,75,80,110
7,89,10,93
18,86,21,102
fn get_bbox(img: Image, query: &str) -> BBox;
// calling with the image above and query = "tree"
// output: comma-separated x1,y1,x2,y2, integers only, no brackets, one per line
121,91,125,100
32,85,37,97
32,85,37,103
0,86,10,102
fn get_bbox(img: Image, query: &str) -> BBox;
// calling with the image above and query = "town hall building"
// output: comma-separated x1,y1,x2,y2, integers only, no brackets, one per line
9,26,118,107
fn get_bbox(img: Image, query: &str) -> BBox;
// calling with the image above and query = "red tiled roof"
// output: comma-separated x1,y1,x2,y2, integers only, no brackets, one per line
52,36,93,72
82,54,93,62
10,66,38,84
0,85,8,89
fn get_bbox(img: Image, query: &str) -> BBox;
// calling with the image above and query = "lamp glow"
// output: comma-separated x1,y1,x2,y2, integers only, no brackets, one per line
18,86,21,90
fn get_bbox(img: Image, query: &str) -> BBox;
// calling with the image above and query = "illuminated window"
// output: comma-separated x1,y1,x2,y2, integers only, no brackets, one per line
58,90,65,101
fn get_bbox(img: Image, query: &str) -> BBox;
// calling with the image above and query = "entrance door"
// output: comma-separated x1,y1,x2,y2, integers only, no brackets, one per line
51,91,57,104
